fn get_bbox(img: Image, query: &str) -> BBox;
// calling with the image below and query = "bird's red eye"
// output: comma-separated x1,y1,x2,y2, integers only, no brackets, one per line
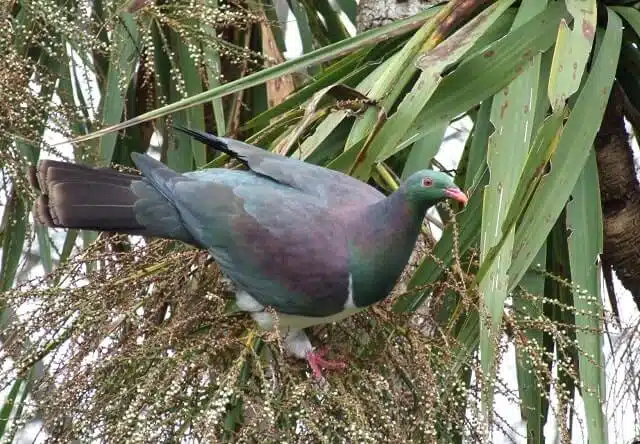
422,178,433,187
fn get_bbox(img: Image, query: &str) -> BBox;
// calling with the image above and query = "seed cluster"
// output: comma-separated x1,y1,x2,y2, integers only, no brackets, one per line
0,214,620,443
2,0,270,188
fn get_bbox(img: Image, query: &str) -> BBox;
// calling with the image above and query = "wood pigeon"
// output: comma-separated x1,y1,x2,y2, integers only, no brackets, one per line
28,127,468,378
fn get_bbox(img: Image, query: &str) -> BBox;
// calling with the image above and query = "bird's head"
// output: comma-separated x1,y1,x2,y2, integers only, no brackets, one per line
403,170,468,206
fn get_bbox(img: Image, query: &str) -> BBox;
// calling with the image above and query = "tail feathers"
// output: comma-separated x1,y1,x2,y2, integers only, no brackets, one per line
172,125,250,165
30,159,196,245
31,159,146,232
30,160,140,191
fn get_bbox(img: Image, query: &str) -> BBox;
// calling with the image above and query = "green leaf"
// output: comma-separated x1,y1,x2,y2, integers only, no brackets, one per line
451,310,481,375
177,36,206,167
99,12,140,164
35,224,53,274
340,55,418,168
566,152,607,444
0,379,23,437
477,0,548,419
202,0,227,135
59,230,79,264
293,109,351,160
334,0,357,24
466,8,517,57
513,246,547,444
313,0,351,42
612,5,640,32
10,367,35,437
323,48,425,172
60,53,91,136
400,122,447,179
393,98,491,312
289,53,398,162
547,0,596,111
277,83,368,156
545,210,577,440
152,24,197,172
351,0,516,179
474,107,564,292
288,0,315,55
464,100,493,193
506,109,565,236
339,4,449,167
404,2,567,150
508,8,622,290
472,50,560,290
0,191,27,293
243,47,372,131
60,6,442,147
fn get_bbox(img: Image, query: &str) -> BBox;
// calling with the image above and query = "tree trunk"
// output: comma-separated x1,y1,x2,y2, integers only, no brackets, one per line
356,0,439,32
595,83,640,310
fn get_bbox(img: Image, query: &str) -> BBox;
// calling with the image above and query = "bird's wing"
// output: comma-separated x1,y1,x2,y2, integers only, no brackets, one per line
133,153,352,317
175,126,384,207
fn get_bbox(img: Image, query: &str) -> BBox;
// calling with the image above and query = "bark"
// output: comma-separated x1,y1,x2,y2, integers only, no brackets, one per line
356,0,439,32
595,83,640,310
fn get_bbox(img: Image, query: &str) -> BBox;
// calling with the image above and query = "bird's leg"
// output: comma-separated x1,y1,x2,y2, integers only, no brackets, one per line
282,329,347,379
305,348,347,379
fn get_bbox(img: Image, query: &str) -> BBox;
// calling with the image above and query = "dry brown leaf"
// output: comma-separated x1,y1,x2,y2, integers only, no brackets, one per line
257,5,296,109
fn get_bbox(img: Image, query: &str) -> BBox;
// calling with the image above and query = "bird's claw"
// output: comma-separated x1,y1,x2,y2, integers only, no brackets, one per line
306,347,347,379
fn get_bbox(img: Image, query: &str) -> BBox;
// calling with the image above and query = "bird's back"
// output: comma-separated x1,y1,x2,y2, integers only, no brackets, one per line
151,167,358,317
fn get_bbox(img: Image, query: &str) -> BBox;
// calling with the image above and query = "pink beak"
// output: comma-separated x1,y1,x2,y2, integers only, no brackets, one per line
445,187,468,205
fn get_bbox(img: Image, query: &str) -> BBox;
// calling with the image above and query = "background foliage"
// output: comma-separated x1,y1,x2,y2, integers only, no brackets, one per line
1,0,640,442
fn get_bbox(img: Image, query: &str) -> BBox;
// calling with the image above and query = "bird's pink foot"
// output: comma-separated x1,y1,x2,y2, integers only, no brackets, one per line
306,348,347,379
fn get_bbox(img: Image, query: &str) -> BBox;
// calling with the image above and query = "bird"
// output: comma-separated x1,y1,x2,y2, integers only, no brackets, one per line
28,127,468,378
